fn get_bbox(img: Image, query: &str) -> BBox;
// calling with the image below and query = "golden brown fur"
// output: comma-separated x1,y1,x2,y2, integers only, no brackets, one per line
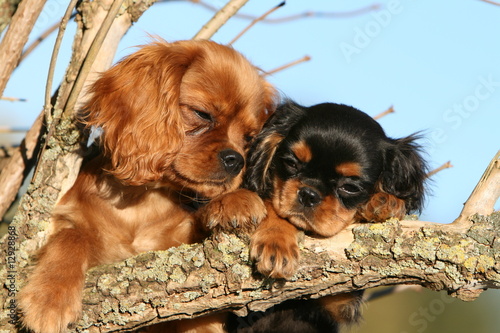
18,39,276,333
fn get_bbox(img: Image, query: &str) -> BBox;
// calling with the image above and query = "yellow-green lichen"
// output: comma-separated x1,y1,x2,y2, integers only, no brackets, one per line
182,291,202,301
231,263,251,279
170,266,187,284
346,242,370,260
437,244,467,264
412,237,440,262
476,255,495,273
463,257,477,272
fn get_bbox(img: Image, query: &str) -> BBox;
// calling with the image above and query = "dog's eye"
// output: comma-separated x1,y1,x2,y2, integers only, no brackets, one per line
244,135,254,143
284,158,299,173
194,110,213,122
338,184,362,196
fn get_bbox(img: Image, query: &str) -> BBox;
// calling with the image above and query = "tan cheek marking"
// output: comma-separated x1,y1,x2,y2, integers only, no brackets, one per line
312,196,356,237
335,162,362,177
291,141,312,163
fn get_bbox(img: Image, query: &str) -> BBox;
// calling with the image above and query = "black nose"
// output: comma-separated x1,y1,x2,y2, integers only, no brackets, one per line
219,149,244,175
298,187,322,207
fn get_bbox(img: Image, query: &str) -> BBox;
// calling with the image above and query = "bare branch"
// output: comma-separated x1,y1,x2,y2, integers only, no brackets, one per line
193,0,249,40
427,161,453,178
19,13,77,64
264,55,311,76
373,105,395,120
190,0,381,23
0,127,28,133
479,0,500,6
0,113,44,219
72,214,500,332
61,0,126,120
229,1,285,45
0,0,47,98
43,0,79,125
454,150,500,226
365,285,423,302
0,96,26,102
0,0,21,34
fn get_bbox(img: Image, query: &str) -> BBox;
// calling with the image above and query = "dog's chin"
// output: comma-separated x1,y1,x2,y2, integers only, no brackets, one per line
165,166,242,199
272,199,347,238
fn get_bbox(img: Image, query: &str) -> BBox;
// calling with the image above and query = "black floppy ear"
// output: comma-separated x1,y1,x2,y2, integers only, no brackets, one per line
380,134,427,213
244,100,305,196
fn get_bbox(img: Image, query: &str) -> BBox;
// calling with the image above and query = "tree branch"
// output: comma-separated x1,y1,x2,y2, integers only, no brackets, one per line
192,0,249,40
454,150,500,227
0,1,158,330
0,0,21,34
72,213,500,332
68,149,500,331
0,0,47,97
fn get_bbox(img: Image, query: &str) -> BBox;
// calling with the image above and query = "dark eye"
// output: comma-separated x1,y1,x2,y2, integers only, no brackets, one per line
194,110,213,122
284,157,299,173
244,135,254,143
338,183,362,196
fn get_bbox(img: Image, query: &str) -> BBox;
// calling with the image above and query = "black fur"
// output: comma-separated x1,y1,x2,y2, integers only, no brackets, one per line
226,299,340,333
244,100,427,212
236,101,428,332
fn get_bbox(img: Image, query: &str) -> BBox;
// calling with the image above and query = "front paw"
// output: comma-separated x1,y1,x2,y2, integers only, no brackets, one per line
18,272,83,333
356,192,406,222
250,228,300,279
199,189,266,233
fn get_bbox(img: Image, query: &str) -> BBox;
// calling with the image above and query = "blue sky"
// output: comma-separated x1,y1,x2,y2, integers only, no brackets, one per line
1,0,499,224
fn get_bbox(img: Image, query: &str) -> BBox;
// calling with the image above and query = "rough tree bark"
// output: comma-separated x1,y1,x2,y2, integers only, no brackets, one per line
0,0,157,331
0,1,499,333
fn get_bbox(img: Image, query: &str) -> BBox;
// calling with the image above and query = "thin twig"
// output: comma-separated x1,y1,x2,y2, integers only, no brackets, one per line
20,13,77,64
426,161,453,178
0,96,27,102
62,0,126,120
0,0,47,97
190,0,380,22
365,285,422,302
229,1,285,45
43,0,79,126
373,105,395,120
33,0,126,186
264,55,311,76
479,0,500,6
0,127,28,133
193,0,249,40
0,113,44,219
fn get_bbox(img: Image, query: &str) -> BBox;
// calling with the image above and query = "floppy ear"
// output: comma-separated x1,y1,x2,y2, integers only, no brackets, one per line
82,40,196,185
356,135,427,222
380,135,427,212
244,101,305,196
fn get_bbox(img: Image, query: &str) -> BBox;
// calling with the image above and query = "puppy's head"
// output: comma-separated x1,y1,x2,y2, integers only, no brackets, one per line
245,101,427,237
83,39,277,197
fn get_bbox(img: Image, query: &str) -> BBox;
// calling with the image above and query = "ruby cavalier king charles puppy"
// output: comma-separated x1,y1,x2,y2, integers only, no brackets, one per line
18,39,276,333
227,101,427,332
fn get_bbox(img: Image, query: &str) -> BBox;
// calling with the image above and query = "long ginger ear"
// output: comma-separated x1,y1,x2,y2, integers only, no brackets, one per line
82,40,197,185
244,101,305,196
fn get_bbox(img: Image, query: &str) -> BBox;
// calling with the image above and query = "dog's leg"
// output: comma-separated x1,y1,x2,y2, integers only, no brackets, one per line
18,226,98,333
250,202,301,279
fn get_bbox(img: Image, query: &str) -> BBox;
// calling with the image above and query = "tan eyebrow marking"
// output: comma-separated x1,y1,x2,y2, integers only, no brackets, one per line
291,141,312,163
335,162,362,177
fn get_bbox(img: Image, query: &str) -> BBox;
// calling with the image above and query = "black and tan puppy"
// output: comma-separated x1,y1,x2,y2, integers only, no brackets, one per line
228,101,427,332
